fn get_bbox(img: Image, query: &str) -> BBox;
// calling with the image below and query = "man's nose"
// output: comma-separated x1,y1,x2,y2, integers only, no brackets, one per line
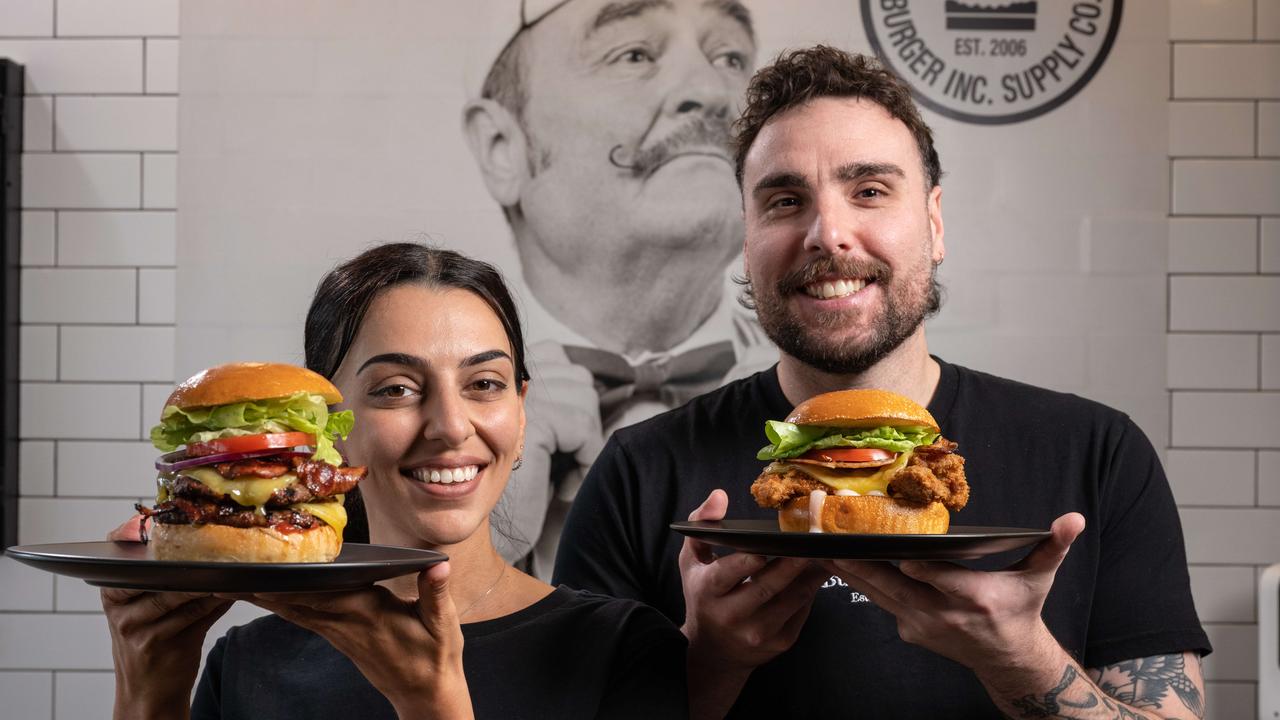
663,48,734,119
804,198,858,255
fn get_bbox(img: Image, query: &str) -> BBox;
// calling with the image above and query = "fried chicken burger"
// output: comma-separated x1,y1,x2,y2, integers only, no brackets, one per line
750,389,968,534
139,362,365,562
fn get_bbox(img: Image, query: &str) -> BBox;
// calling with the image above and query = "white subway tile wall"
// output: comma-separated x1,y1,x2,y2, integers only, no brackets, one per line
6,10,179,708
0,39,142,94
1168,216,1257,273
0,0,55,38
141,152,176,209
55,0,179,38
4,2,1275,716
1260,102,1280,157
57,211,176,267
144,38,178,94
1173,43,1280,99
19,325,57,381
17,440,54,496
1150,11,1272,713
54,96,178,152
20,210,55,266
1264,218,1280,273
1169,101,1255,156
22,93,52,151
1169,0,1255,41
22,153,142,209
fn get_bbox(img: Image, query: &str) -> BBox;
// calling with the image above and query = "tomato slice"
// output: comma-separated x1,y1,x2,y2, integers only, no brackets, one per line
799,447,896,463
186,432,314,458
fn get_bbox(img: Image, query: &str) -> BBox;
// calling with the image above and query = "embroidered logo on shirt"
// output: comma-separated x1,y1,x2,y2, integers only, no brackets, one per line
822,575,871,603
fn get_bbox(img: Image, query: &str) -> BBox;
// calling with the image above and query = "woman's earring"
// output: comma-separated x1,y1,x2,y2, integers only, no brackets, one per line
512,444,524,471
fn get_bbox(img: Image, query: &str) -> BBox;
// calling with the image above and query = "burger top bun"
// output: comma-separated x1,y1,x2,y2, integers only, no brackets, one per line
785,388,938,433
166,361,342,409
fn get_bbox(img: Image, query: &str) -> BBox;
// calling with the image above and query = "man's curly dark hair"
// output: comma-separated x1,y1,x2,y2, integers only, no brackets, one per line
732,45,942,191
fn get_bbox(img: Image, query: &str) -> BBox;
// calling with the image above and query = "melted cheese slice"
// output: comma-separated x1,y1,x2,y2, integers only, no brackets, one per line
294,500,348,534
165,467,349,532
177,467,297,509
769,450,912,494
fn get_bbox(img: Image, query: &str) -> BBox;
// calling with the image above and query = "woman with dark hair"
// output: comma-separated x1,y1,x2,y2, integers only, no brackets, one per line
102,243,687,719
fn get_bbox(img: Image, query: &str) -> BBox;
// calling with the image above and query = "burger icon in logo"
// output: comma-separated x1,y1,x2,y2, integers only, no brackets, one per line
860,0,1122,124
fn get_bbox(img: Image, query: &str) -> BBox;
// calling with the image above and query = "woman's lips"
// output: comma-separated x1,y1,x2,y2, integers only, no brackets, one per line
402,461,488,499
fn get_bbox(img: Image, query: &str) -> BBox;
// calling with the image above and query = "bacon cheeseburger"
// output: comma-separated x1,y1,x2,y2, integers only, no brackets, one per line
139,362,365,562
750,389,968,534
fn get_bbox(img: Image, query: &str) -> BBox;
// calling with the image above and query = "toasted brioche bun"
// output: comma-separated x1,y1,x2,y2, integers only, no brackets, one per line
151,522,341,563
786,389,938,433
166,362,342,409
779,495,950,534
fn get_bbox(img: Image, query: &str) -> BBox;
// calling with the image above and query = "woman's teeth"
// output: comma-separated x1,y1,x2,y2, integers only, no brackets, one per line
804,278,867,299
410,466,479,484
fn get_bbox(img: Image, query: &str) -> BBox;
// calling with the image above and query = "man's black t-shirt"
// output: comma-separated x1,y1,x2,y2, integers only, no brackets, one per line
191,586,688,720
553,359,1210,717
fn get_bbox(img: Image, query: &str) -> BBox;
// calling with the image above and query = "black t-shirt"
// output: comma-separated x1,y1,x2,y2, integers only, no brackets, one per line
192,586,688,720
553,360,1211,718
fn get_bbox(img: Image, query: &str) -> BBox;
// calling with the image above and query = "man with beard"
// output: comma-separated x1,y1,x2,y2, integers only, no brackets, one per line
554,46,1210,718
462,0,776,578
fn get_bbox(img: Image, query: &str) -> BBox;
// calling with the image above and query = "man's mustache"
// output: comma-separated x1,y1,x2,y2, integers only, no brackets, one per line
608,115,733,176
777,255,891,295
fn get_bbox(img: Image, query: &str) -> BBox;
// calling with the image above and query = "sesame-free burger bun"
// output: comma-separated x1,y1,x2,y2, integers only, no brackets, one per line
166,362,342,409
785,388,939,433
779,495,950,534
150,522,341,563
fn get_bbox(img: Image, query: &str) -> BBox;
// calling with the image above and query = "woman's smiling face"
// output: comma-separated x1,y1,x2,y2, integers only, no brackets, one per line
331,284,525,549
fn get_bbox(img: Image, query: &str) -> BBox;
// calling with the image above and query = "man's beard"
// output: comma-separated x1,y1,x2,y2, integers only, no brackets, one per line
750,251,943,375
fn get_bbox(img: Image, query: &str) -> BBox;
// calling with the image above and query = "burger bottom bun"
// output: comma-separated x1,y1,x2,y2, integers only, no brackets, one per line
779,495,950,534
151,522,341,563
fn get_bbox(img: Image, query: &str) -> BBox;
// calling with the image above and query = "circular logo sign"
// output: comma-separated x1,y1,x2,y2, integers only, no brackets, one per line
860,0,1122,124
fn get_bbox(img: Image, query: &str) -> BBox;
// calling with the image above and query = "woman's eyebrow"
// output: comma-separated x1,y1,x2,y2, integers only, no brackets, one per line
460,349,512,368
356,352,426,375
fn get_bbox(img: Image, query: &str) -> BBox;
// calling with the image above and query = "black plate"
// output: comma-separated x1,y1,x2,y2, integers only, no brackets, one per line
4,542,447,592
671,520,1051,560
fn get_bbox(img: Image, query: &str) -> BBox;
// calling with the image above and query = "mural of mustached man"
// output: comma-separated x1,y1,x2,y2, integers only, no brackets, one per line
462,0,778,577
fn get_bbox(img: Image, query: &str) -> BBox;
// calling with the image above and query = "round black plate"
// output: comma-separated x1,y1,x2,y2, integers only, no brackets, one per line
4,542,447,592
671,520,1051,560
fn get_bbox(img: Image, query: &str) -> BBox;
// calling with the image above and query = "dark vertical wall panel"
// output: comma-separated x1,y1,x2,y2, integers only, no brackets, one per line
0,60,22,549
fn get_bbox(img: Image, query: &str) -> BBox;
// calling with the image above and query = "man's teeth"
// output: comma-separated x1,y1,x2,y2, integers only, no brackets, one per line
804,278,867,299
411,466,480,484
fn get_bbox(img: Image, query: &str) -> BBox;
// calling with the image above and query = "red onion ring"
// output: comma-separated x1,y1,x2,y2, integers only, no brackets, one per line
155,447,314,473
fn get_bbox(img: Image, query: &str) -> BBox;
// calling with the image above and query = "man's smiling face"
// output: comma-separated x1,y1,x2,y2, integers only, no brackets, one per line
514,0,756,274
742,96,945,375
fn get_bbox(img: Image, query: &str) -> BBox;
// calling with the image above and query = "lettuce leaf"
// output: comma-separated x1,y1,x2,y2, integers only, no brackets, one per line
149,392,355,466
756,420,938,460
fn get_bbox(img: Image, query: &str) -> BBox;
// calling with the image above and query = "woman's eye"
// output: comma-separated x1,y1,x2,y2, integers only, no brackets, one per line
372,384,415,399
470,378,508,394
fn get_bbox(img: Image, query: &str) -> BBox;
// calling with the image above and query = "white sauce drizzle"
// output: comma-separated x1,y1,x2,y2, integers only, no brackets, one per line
834,489,858,496
808,489,827,533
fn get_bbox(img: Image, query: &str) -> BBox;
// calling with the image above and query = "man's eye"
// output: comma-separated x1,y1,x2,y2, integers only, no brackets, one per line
857,188,884,199
713,52,747,71
619,47,655,64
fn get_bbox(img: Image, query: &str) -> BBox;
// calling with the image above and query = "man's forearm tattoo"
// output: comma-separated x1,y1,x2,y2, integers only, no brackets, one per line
1010,653,1203,719
1091,654,1204,718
